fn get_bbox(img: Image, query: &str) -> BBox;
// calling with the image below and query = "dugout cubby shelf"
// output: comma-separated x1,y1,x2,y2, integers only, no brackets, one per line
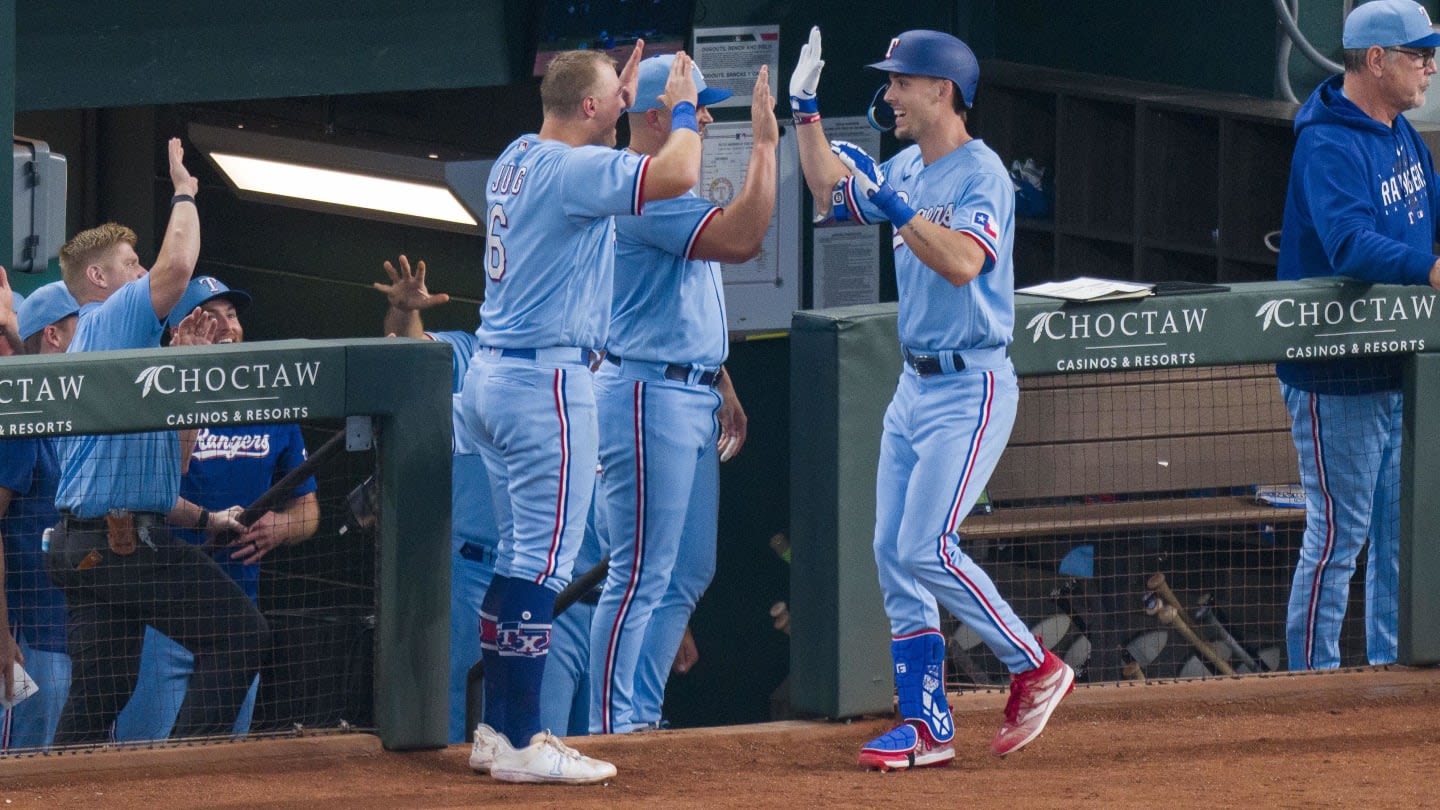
971,62,1440,285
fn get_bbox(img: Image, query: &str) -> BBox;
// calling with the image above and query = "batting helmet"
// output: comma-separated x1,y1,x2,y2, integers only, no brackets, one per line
867,30,979,108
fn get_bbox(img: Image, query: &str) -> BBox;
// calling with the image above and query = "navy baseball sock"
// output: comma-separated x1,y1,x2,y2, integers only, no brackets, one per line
493,577,556,748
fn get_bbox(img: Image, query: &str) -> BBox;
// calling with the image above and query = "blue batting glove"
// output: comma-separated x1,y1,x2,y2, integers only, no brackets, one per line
830,140,916,228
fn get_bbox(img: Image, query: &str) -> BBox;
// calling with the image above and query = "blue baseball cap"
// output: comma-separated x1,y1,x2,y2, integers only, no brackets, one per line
627,54,733,113
1343,0,1440,49
17,281,80,342
166,275,252,328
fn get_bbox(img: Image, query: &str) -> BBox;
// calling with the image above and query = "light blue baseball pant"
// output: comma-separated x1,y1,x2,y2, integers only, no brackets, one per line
460,350,597,592
113,626,259,741
631,437,718,729
540,501,604,737
589,364,720,734
449,548,493,744
1282,384,1401,669
0,639,69,751
460,349,599,746
875,366,1044,674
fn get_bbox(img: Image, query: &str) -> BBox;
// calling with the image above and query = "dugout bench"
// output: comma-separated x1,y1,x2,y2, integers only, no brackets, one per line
790,283,1440,720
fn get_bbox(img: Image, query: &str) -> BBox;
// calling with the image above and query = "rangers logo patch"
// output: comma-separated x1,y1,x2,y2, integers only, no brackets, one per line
973,211,998,238
496,620,551,657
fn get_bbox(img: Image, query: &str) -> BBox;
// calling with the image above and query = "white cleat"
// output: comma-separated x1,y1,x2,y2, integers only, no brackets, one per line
469,723,513,774
489,731,617,785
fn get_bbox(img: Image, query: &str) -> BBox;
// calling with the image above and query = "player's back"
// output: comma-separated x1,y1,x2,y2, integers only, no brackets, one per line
476,135,648,351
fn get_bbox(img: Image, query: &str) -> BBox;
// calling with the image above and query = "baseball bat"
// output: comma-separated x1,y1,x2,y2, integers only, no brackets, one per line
1147,572,1237,674
464,556,611,741
1143,592,1236,675
1194,594,1265,672
202,428,347,550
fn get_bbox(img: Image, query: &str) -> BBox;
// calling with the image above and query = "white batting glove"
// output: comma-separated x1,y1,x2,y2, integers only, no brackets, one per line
789,26,824,122
830,140,916,228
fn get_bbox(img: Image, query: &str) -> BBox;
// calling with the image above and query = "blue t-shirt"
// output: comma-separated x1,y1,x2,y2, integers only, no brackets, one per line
57,276,178,517
0,437,67,652
474,135,650,351
610,192,728,367
843,139,1015,353
172,424,316,600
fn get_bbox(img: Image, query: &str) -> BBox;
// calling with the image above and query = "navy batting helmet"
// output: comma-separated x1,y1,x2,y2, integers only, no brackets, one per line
867,30,979,108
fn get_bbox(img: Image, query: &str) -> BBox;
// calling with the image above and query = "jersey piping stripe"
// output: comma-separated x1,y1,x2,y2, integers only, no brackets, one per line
539,369,570,584
958,229,998,266
936,371,1042,668
632,155,653,216
684,207,723,260
600,380,649,733
1301,391,1337,670
842,176,872,226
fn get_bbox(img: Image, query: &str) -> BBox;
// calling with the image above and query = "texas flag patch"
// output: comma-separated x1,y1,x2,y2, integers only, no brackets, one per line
973,211,998,239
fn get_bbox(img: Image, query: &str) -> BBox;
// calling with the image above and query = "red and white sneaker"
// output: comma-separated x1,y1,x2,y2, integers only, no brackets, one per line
858,719,955,771
991,648,1075,756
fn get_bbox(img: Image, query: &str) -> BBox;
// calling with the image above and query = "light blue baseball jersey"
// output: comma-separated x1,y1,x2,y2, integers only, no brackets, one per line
841,139,1015,353
474,136,651,350
609,193,728,366
57,277,178,517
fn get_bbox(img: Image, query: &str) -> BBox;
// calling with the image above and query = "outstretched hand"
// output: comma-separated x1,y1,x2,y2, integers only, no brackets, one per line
374,254,450,312
789,26,824,119
751,66,779,149
170,307,222,346
831,139,916,229
168,138,199,197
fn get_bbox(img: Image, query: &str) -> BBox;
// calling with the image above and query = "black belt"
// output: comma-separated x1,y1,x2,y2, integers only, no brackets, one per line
458,541,495,565
59,511,164,531
903,347,966,377
606,354,719,387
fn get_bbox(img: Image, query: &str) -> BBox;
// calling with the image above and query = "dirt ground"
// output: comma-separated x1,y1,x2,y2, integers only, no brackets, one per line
2,667,1437,808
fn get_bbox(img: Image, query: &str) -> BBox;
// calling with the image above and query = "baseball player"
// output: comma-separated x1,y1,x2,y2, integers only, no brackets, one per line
0,281,81,750
588,55,772,735
113,275,319,741
1277,0,1440,670
454,43,705,784
373,257,603,746
789,28,1074,769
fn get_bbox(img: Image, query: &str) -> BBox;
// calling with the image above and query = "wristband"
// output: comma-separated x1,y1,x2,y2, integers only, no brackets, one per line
197,509,210,530
172,194,196,207
870,184,917,230
670,101,699,133
793,112,821,126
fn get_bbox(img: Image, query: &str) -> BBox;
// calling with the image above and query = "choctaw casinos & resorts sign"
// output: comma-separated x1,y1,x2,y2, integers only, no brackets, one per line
1011,280,1440,376
0,341,343,437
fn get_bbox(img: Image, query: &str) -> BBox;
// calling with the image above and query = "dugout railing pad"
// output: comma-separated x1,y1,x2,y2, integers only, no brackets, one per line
0,337,453,750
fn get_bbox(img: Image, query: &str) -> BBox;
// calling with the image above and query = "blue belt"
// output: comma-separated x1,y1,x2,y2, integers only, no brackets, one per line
605,354,719,387
488,347,596,366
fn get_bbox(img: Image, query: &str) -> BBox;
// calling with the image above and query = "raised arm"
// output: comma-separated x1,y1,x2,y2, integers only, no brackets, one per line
638,52,704,205
789,27,850,215
691,67,780,263
374,254,450,337
149,138,202,320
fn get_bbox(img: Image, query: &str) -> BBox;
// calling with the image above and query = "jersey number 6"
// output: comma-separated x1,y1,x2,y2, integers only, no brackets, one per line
485,203,508,281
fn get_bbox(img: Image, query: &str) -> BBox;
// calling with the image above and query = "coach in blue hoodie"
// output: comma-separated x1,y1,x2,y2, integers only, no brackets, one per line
1278,0,1440,672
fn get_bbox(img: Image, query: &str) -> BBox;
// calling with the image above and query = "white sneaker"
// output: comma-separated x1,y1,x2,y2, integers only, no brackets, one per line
489,731,617,785
469,723,513,774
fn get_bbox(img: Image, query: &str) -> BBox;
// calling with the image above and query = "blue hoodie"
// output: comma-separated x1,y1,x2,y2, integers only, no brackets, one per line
1276,73,1440,394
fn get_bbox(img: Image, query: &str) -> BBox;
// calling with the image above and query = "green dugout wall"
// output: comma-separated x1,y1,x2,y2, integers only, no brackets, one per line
791,280,1440,719
0,337,453,750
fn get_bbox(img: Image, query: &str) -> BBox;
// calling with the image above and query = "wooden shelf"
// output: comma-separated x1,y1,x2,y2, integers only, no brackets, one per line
974,61,1303,285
